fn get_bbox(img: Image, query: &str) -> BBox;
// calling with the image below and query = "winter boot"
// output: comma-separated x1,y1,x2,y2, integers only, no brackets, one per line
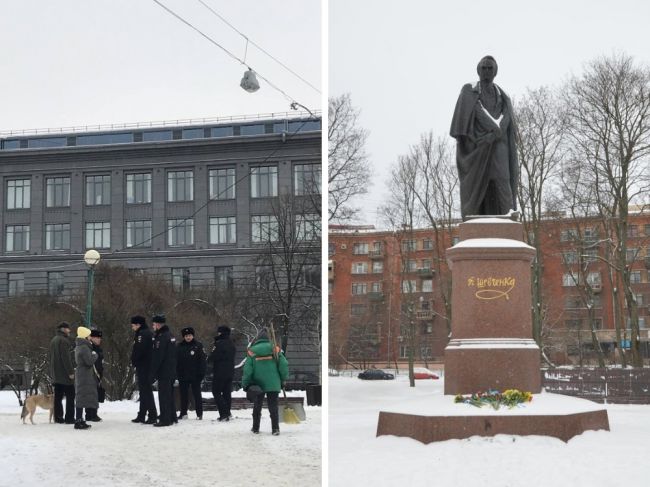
272,429,280,436
74,420,91,430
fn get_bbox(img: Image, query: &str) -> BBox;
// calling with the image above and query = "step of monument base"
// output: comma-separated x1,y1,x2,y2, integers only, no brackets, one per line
444,340,541,394
376,408,609,443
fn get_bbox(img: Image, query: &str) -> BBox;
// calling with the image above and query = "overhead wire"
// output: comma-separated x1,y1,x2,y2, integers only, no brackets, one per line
151,0,297,105
195,0,321,94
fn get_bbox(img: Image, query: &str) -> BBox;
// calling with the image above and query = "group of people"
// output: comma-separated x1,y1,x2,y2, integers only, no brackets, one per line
48,313,290,435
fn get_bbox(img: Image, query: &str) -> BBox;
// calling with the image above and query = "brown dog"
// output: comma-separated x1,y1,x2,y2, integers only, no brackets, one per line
20,394,54,424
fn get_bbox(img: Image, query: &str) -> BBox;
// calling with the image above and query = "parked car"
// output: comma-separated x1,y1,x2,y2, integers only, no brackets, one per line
358,369,395,380
413,367,440,380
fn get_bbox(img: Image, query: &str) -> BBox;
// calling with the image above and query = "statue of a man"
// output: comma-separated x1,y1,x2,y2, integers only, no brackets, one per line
450,56,518,219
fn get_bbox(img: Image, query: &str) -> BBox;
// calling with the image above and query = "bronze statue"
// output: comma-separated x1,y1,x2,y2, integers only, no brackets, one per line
450,56,518,220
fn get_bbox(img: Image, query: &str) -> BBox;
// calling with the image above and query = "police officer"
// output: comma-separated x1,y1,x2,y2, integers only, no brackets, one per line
130,315,157,424
209,326,236,422
176,327,206,420
86,329,104,422
151,314,177,427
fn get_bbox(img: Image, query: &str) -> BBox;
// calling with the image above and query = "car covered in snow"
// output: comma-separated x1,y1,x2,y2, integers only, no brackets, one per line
358,369,395,380
413,367,440,380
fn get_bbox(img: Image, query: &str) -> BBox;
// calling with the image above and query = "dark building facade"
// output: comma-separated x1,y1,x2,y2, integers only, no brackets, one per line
0,113,321,372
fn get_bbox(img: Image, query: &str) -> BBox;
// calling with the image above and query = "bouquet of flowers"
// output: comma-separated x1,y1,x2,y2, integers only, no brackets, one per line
454,389,533,410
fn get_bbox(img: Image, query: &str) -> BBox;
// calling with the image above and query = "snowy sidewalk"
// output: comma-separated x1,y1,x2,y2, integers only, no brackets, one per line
0,392,321,487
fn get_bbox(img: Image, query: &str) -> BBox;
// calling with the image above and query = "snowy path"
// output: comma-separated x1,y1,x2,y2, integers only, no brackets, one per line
330,374,649,487
0,392,321,487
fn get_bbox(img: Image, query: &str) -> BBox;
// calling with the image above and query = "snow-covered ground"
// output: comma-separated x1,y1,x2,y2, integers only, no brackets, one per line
330,374,649,487
0,391,321,487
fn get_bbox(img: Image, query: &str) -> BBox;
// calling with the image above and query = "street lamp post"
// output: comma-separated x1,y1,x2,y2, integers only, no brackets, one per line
84,249,101,327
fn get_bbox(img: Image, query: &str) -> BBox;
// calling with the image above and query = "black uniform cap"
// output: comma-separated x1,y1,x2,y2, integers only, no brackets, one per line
90,329,103,338
181,327,195,336
130,315,146,326
152,314,166,324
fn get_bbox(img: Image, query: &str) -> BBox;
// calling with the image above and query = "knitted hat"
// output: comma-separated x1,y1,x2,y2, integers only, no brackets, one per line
256,330,269,342
181,327,195,336
90,329,103,338
152,314,166,324
77,327,91,339
57,321,71,330
130,315,146,326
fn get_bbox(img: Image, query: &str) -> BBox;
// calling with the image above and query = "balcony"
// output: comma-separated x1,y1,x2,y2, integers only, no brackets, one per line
368,249,384,259
415,310,434,320
416,267,434,277
591,283,602,293
368,291,384,301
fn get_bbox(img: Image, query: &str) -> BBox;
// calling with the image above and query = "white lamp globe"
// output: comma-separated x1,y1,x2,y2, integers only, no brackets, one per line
84,249,101,266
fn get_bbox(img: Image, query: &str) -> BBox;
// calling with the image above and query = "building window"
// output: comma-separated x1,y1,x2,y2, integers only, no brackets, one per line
584,227,597,242
142,130,173,141
560,229,578,242
210,217,236,244
626,248,638,263
350,303,367,316
562,251,578,264
562,272,578,287
45,224,70,250
168,171,194,202
371,282,382,293
168,219,194,247
209,168,235,200
293,164,321,195
645,224,650,237
126,220,152,248
6,225,30,252
627,225,639,238
565,319,582,329
7,179,30,209
85,222,110,249
352,262,369,274
564,295,582,309
630,271,642,284
250,166,278,198
584,249,598,262
328,243,336,257
422,279,433,292
586,272,602,287
351,283,367,295
421,259,432,270
48,272,64,296
85,175,111,206
421,346,432,359
399,346,410,359
422,239,433,250
402,240,416,252
352,243,369,255
214,266,234,290
303,265,321,288
372,261,383,273
46,177,70,207
251,215,278,243
126,173,152,204
296,214,321,241
406,260,417,272
402,280,417,293
8,273,24,296
171,268,190,292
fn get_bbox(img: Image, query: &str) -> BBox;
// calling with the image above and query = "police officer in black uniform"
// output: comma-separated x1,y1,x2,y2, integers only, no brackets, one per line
130,315,157,424
86,329,104,422
151,314,177,427
176,327,206,420
210,326,236,421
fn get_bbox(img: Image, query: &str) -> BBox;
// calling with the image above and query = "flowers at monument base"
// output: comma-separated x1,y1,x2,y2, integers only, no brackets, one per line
454,389,533,410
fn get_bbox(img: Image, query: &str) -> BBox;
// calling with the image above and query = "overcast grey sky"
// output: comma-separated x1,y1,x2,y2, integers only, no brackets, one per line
329,0,650,227
0,0,321,131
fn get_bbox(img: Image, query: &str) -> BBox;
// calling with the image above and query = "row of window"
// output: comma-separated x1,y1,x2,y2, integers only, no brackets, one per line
562,270,649,286
5,164,321,209
565,318,648,330
562,247,650,264
560,225,650,242
350,279,434,295
5,214,321,251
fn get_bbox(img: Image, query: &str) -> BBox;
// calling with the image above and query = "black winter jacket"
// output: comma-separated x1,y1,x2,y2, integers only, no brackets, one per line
92,343,104,380
209,334,236,381
151,325,177,381
131,325,154,374
176,339,206,382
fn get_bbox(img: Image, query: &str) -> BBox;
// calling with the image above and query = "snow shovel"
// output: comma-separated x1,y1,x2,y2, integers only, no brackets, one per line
279,388,305,423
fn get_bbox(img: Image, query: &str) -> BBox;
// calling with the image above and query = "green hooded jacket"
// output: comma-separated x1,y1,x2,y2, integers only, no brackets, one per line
242,338,289,392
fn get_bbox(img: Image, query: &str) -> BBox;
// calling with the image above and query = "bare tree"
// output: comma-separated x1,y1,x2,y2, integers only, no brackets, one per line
564,53,650,367
515,86,567,344
328,93,372,222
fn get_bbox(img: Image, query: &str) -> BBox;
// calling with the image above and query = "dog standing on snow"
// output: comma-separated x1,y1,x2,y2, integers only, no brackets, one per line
21,394,54,424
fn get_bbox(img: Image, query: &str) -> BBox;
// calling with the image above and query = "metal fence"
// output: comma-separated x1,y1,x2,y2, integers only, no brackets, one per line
542,368,650,404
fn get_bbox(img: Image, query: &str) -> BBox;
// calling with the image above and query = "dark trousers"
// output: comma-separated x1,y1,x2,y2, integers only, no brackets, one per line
179,380,203,418
212,376,232,419
157,379,175,424
252,391,279,432
54,383,75,422
85,407,98,419
136,371,157,420
75,407,84,422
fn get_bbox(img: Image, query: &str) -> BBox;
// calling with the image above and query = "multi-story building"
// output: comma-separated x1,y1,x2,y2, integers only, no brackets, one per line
329,211,650,369
0,112,321,372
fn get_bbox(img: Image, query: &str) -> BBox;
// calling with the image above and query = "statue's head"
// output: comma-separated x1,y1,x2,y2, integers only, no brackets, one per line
477,56,498,83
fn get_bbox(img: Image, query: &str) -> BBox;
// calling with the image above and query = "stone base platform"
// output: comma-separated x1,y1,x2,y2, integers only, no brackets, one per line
376,393,610,443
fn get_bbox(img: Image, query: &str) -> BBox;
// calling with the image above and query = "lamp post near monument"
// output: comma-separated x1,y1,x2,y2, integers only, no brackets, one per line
84,249,101,327
376,56,609,443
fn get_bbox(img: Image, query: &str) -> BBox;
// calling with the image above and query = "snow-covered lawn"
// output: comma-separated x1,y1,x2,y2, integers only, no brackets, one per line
0,391,321,487
330,374,649,487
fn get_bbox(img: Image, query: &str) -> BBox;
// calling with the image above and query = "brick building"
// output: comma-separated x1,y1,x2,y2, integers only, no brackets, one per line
329,210,650,370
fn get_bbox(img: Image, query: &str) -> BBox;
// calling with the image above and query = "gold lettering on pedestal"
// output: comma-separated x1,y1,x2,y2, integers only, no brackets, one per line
467,276,516,300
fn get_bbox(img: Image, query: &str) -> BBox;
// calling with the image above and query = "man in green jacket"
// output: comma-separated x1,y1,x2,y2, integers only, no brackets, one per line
48,322,76,424
242,331,289,436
